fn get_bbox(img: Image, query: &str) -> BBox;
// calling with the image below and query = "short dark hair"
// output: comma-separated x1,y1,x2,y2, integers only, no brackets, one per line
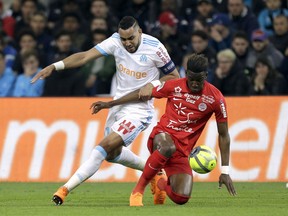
186,53,208,73
21,50,39,62
54,30,71,40
118,16,138,30
232,31,249,42
17,29,36,41
191,30,209,40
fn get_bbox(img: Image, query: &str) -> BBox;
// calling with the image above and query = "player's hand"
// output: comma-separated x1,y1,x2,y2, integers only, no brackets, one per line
90,101,110,114
30,65,55,83
138,83,153,101
218,174,237,196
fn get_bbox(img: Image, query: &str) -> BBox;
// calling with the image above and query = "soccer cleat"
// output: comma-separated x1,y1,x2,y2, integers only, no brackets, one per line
129,192,144,206
52,186,69,205
151,171,167,205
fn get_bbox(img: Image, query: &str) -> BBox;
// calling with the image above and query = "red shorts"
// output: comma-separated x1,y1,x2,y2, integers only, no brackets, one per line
147,125,192,178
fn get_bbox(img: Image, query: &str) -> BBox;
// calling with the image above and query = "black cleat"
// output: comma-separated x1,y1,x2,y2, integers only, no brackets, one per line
52,195,63,205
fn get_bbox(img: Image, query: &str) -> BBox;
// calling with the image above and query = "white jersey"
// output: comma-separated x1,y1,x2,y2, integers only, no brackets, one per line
95,33,176,111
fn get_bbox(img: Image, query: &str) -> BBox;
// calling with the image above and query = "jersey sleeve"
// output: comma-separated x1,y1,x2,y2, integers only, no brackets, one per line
214,93,228,123
94,33,118,56
154,43,176,75
151,81,172,98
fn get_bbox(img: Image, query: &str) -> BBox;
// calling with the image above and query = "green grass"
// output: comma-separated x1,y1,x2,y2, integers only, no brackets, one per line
0,182,287,216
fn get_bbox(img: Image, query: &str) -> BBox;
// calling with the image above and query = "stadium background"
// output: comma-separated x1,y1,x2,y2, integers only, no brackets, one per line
0,96,287,182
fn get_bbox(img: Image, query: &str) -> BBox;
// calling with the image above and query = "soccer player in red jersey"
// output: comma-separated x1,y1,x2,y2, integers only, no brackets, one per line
91,53,237,206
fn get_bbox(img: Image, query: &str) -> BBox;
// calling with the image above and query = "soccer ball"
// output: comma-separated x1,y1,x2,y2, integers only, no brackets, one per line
189,145,217,174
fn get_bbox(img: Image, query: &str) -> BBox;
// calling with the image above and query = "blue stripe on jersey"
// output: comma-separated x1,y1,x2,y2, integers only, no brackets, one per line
95,45,108,56
143,42,158,47
143,38,159,46
111,33,120,39
159,60,176,74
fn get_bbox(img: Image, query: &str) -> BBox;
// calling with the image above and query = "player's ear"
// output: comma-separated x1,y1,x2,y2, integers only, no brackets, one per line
138,27,142,34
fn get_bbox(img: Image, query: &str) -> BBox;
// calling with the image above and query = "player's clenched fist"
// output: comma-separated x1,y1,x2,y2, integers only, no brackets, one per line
30,65,55,83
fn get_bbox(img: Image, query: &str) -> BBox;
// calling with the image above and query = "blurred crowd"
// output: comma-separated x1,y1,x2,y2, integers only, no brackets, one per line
0,0,287,97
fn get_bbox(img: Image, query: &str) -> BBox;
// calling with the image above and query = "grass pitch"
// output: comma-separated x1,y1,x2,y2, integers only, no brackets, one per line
0,182,287,216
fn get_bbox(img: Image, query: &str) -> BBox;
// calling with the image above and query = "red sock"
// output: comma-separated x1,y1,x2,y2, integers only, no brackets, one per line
133,150,169,194
165,185,190,205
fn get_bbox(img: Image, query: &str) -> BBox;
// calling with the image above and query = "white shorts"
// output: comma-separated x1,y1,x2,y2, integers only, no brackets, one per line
104,104,154,146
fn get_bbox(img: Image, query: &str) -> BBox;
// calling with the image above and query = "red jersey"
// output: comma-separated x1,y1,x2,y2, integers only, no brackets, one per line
151,78,228,156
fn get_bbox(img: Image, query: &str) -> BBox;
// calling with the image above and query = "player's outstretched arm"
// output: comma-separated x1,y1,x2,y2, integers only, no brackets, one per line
217,122,237,196
90,89,148,115
138,68,179,101
31,48,102,83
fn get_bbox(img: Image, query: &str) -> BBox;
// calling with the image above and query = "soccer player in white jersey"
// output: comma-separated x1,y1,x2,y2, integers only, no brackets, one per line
31,16,179,205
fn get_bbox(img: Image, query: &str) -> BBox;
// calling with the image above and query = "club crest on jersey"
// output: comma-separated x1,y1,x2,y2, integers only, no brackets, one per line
198,102,207,111
173,86,182,97
140,54,148,62
117,120,136,135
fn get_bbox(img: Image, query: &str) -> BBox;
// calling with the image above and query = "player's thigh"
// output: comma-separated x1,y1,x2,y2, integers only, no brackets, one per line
152,133,176,157
169,173,193,196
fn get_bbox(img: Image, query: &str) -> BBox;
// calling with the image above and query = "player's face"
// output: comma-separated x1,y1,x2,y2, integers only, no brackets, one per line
119,26,142,53
186,71,207,93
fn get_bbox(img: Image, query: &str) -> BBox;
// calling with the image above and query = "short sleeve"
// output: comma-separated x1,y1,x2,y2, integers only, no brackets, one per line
214,95,228,123
94,33,119,56
154,43,176,75
151,81,171,98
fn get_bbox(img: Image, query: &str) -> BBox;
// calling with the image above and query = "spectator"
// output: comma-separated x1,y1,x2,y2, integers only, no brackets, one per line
185,30,217,81
59,12,86,50
228,0,259,38
7,0,22,19
249,57,288,95
0,32,17,68
192,16,210,34
90,17,108,32
231,31,250,76
12,50,44,97
88,0,119,34
121,0,150,34
211,49,250,96
82,17,108,50
47,0,85,31
80,29,116,95
0,0,16,38
14,0,38,34
246,29,284,71
196,0,216,22
153,11,187,67
29,11,53,52
258,0,288,36
208,13,233,52
0,51,16,96
13,30,46,74
279,46,288,83
269,15,288,55
43,31,86,96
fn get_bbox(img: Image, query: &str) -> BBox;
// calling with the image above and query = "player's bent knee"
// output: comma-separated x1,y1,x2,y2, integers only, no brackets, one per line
169,189,190,205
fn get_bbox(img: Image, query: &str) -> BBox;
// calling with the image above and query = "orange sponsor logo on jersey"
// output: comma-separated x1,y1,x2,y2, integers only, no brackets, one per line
118,64,147,79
